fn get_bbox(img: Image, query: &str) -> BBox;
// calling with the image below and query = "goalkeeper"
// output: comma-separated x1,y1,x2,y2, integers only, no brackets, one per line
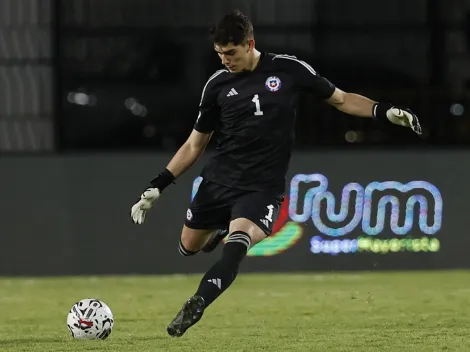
130,9,422,338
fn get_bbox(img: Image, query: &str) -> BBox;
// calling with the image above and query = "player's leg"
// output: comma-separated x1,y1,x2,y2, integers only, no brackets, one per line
178,226,215,256
191,193,282,307
166,227,221,338
178,179,231,256
167,218,267,338
201,191,280,253
166,182,235,337
201,228,229,253
167,192,282,337
189,193,282,308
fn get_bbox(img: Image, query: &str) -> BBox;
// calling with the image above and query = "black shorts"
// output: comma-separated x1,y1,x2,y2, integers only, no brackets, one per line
185,179,284,235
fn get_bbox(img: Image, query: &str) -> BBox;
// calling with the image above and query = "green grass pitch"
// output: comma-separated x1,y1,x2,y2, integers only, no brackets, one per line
0,271,469,351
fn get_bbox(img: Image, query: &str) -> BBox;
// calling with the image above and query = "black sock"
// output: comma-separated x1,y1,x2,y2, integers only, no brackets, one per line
195,231,251,307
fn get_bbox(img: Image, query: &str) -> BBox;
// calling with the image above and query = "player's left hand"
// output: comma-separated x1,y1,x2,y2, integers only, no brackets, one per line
386,107,422,135
130,168,175,224
130,187,161,224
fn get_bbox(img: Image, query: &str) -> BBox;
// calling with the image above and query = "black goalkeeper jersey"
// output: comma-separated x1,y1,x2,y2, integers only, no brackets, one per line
194,52,336,193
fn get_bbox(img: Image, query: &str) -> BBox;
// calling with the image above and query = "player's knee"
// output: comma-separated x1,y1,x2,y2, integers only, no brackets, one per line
229,218,266,246
178,238,199,256
179,231,205,256
179,227,213,256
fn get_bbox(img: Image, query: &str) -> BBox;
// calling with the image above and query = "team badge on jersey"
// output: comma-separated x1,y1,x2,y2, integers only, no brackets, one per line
265,76,282,92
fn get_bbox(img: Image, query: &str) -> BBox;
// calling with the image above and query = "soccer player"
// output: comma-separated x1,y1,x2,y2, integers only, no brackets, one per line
130,10,422,337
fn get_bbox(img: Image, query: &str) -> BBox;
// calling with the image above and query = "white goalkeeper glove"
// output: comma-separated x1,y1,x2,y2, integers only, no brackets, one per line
131,187,161,224
130,169,175,224
373,103,422,135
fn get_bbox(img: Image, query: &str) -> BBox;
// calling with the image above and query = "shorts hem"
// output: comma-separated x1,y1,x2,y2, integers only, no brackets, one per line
230,216,272,236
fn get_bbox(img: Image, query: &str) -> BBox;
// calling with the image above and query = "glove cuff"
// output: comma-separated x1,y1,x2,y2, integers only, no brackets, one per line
372,102,393,120
150,168,176,192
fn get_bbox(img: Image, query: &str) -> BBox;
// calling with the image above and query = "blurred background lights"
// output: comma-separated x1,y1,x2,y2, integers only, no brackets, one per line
125,97,148,117
450,103,464,116
67,92,97,106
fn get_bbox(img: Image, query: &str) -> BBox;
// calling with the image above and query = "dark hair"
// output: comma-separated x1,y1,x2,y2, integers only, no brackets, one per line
210,10,254,46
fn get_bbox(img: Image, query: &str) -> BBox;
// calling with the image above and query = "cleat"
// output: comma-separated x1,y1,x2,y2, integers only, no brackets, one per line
202,229,229,253
167,296,205,337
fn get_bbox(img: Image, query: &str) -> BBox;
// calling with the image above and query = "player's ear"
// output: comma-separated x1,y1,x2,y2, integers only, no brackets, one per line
247,39,255,52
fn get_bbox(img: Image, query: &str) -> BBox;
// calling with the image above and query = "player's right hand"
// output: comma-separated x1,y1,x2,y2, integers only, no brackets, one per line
386,107,422,135
130,187,161,224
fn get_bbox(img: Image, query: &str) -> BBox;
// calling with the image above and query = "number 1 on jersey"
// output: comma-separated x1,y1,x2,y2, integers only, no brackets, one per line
252,94,264,116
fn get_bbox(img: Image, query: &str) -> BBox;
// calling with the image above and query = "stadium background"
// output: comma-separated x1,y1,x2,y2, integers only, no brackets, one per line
1,0,469,275
1,1,470,351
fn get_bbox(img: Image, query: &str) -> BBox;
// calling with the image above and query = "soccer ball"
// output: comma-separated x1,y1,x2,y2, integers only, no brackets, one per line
67,298,114,340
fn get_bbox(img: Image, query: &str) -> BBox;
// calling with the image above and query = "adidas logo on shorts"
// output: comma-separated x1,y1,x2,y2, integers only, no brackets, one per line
260,219,269,228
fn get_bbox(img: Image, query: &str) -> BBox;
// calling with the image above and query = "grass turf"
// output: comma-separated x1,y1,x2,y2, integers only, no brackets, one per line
0,271,469,351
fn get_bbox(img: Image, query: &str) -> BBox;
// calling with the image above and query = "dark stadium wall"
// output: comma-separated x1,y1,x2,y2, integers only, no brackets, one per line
0,151,467,276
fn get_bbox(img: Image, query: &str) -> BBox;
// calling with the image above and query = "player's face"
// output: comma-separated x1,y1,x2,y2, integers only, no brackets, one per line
214,41,254,73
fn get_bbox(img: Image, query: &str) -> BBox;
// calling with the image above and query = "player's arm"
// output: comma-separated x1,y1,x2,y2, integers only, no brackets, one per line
130,129,213,224
158,69,223,183
130,70,224,224
326,88,421,134
274,55,422,135
326,88,375,118
166,129,212,178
